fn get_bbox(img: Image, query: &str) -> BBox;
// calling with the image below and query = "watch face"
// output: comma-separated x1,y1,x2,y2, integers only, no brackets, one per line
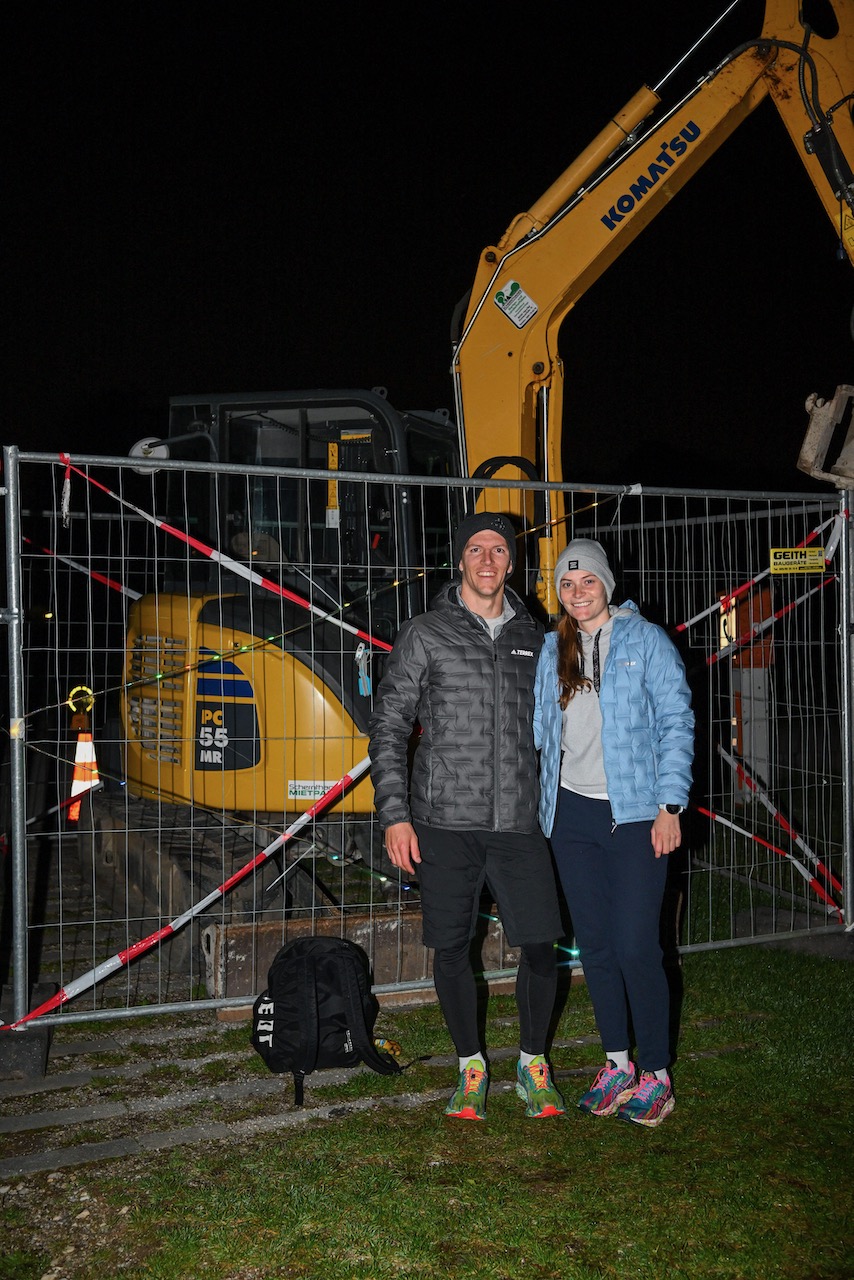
665,804,683,815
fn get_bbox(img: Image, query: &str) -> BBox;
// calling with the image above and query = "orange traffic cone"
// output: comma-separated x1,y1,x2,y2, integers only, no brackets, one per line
67,731,100,823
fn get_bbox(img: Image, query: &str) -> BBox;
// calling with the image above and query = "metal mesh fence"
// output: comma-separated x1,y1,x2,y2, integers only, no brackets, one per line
2,449,850,1027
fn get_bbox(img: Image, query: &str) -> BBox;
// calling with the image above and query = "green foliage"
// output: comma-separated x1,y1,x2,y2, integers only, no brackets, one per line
0,1252,43,1280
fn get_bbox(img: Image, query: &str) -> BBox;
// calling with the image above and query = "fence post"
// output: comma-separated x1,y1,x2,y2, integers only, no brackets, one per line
841,490,854,928
1,446,29,1023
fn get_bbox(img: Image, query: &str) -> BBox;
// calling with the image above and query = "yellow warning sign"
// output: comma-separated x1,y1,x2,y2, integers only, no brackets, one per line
770,548,825,574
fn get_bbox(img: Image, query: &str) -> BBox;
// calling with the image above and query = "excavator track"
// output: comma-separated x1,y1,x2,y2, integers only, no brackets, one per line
73,792,340,976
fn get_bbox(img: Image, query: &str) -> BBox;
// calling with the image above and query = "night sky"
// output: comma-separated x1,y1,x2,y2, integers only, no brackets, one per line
6,0,853,493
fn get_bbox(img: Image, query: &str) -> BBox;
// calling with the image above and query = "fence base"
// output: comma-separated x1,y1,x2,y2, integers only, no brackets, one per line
202,909,522,1000
0,985,57,1080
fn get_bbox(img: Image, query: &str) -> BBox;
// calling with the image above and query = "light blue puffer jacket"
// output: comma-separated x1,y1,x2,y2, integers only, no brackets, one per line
533,602,694,835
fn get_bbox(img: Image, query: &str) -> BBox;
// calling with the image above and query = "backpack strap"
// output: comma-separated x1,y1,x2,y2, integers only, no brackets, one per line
336,948,402,1077
292,950,321,1106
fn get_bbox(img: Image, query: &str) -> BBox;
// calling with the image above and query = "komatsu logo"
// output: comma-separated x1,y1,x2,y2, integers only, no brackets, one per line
601,122,702,231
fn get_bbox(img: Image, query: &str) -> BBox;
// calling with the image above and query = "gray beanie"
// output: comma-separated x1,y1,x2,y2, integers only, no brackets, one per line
453,513,516,570
554,538,615,602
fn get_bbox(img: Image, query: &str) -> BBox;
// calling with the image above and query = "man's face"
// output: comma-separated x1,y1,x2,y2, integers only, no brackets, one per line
458,530,513,603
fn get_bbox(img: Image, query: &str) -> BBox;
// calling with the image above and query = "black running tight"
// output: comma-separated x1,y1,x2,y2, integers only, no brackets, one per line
433,939,557,1057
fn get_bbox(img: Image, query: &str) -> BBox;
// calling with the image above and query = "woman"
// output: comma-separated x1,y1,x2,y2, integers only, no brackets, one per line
534,538,694,1127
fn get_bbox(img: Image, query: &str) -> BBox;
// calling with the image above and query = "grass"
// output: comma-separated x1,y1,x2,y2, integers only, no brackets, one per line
2,945,853,1279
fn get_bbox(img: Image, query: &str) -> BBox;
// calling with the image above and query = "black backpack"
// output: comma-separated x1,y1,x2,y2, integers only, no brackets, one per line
250,936,402,1105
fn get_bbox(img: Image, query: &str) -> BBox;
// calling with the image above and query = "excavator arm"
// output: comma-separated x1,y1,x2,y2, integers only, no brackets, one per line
453,0,853,607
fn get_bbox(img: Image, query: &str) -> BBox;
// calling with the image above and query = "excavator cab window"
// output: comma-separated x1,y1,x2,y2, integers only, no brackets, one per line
159,392,462,625
404,417,462,576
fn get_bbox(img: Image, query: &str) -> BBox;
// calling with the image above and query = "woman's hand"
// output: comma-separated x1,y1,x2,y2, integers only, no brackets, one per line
651,810,682,858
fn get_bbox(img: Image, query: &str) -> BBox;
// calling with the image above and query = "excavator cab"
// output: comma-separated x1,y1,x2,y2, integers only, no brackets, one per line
121,388,463,862
161,388,462,625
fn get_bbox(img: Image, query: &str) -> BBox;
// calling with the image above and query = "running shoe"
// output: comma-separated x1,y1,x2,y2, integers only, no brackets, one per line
445,1061,488,1120
617,1072,675,1127
515,1056,566,1118
577,1061,638,1117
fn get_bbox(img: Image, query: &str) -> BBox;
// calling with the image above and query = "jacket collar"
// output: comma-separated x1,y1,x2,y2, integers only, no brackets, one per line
431,577,531,623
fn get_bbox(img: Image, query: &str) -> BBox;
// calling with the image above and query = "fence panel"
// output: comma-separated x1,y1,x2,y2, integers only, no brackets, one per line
1,448,850,1028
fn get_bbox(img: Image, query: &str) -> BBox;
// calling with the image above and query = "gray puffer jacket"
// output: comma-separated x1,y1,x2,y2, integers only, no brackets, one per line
369,581,543,833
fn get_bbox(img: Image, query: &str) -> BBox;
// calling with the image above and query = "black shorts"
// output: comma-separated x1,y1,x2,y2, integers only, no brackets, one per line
413,823,563,951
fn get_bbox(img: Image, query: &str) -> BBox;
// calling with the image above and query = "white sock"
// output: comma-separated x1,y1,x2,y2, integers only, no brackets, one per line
605,1050,631,1073
519,1051,543,1069
459,1054,485,1073
654,1068,670,1083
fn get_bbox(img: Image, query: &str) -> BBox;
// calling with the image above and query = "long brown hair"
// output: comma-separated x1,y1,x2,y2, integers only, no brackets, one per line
556,613,592,709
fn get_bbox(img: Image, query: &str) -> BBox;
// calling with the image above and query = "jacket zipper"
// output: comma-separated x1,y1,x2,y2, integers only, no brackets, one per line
493,644,500,829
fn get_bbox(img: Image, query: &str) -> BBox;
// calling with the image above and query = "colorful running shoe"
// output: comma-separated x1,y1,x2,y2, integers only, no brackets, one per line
515,1056,566,1118
617,1072,675,1127
577,1061,638,1117
445,1061,488,1120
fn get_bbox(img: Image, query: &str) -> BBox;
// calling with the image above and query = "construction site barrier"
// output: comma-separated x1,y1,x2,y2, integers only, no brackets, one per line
1,446,851,1033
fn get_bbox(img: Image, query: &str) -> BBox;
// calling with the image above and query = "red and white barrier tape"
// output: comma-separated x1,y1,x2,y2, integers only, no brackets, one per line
57,456,392,652
706,575,835,666
697,805,842,921
674,511,844,634
23,536,142,600
716,745,843,897
2,756,371,1029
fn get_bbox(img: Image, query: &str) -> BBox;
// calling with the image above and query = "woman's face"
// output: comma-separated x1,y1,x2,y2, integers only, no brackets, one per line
558,569,610,633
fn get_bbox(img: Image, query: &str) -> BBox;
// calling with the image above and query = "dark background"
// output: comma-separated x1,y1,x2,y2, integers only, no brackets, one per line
5,0,853,492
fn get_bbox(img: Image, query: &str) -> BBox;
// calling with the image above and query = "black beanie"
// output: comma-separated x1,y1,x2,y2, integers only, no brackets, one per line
453,513,516,570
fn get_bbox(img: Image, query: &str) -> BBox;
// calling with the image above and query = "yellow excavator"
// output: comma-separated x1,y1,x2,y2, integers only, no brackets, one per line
107,0,852,919
453,0,854,609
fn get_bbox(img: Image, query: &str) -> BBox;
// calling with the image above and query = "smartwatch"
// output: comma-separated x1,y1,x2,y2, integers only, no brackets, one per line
660,804,684,815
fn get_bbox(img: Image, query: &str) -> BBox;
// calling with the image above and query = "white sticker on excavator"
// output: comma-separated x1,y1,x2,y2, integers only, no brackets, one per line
494,279,538,328
288,780,337,800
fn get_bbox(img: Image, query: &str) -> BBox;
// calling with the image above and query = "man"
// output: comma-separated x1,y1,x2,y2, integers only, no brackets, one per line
368,512,565,1121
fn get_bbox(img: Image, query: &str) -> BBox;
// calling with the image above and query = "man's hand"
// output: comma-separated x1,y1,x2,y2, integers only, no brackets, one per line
651,810,681,859
383,822,421,875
